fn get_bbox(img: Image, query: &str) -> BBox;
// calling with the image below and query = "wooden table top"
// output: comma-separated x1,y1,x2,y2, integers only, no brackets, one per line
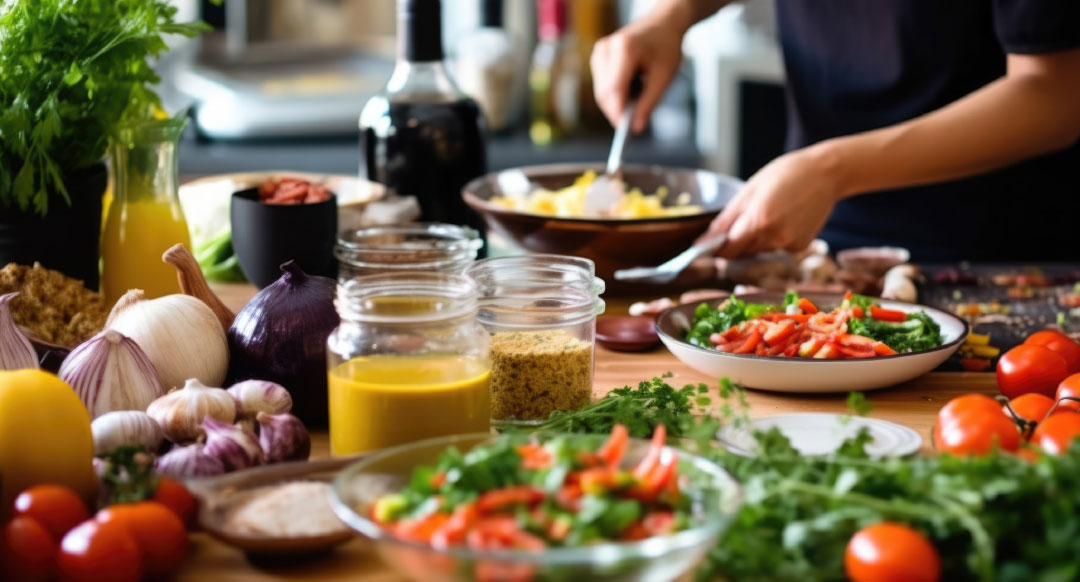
174,283,997,582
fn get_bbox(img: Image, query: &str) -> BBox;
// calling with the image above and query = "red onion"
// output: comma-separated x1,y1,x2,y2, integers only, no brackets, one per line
226,261,338,427
256,412,310,463
202,416,263,471
156,443,226,478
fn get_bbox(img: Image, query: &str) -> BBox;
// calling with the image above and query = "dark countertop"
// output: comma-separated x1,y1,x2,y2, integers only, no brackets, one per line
178,131,701,176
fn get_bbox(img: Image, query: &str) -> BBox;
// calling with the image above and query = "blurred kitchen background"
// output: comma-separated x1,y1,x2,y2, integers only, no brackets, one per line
160,0,785,180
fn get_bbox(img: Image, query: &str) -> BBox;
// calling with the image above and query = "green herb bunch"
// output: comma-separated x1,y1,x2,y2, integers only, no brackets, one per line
0,0,210,214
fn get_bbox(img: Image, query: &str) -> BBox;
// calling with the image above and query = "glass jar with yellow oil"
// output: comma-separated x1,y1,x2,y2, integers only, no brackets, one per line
326,272,491,455
102,118,191,303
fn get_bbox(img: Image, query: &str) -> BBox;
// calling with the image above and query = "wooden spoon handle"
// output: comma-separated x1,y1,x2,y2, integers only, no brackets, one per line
163,244,235,332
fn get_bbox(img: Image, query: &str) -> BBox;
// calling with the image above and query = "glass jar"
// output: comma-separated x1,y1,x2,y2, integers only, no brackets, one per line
102,119,192,303
334,223,482,282
465,255,605,422
326,272,491,455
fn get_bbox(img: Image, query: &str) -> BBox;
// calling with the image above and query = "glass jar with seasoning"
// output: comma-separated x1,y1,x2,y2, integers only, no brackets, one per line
465,255,605,423
326,272,491,455
334,223,482,282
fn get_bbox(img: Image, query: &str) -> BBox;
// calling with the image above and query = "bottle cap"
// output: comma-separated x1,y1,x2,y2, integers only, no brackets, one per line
481,0,503,28
537,0,568,40
398,0,443,62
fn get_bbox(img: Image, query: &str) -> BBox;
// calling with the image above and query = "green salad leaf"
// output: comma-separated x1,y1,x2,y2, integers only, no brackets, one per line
686,299,776,348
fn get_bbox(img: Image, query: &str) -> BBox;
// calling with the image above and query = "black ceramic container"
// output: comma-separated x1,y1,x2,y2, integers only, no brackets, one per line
0,162,107,289
230,188,338,289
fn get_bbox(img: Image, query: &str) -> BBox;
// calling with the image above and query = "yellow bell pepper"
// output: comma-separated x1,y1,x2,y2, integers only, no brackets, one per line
0,370,96,519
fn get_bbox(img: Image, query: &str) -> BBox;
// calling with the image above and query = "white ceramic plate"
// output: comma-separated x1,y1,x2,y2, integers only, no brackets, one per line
719,413,923,458
178,171,387,249
656,292,968,393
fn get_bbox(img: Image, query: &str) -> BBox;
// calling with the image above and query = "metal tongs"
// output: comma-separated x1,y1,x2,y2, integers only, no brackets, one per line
583,73,645,215
613,235,727,284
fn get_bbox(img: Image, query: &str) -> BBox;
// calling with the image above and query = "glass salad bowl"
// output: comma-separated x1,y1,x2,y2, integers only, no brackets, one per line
330,432,742,582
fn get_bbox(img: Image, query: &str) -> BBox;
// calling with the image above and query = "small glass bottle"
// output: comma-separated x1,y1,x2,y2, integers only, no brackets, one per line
529,0,581,146
334,223,482,281
455,0,524,133
326,272,492,455
102,119,192,303
361,0,488,234
465,255,604,423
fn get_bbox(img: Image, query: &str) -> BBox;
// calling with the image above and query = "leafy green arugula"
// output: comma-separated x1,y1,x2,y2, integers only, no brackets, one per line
686,299,776,348
0,0,212,214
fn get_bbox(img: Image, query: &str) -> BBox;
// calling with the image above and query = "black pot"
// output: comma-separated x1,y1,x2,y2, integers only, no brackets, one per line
0,163,107,289
230,188,338,288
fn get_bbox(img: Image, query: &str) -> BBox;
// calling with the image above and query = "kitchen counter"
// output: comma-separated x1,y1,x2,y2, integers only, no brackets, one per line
172,284,998,582
178,131,702,177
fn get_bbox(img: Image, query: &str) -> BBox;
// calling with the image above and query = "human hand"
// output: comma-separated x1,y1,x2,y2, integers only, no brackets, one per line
590,8,686,134
703,147,846,259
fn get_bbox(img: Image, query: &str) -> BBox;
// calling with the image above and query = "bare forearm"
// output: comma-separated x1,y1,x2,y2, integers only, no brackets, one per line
819,49,1080,199
652,0,734,35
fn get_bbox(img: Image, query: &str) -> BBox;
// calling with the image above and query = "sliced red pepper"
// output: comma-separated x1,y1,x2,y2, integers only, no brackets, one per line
797,297,818,314
754,341,768,355
733,329,763,354
873,342,898,356
476,486,545,514
597,424,629,468
555,483,583,512
642,511,677,536
870,305,908,322
394,512,451,543
720,326,742,342
960,357,992,371
835,344,875,358
430,503,478,549
763,319,797,346
851,305,865,319
813,343,842,359
835,334,876,349
784,342,801,357
516,444,553,470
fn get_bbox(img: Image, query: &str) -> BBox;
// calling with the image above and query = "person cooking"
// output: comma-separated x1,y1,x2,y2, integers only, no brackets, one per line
591,0,1080,262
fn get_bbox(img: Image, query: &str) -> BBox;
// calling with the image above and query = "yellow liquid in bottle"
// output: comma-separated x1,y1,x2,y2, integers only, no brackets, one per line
102,199,191,303
328,354,491,455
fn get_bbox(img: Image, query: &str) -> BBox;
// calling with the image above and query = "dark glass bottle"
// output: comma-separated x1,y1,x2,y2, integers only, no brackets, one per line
361,0,488,234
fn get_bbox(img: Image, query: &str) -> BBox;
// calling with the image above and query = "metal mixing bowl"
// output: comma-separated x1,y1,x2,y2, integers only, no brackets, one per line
462,163,743,282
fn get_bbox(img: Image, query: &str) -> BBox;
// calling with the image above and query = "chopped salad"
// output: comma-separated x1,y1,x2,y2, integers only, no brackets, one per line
368,425,690,551
686,292,943,358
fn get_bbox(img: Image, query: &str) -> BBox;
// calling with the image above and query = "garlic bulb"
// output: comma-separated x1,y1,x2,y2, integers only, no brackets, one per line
60,330,164,418
146,378,237,443
227,380,293,419
256,412,310,463
106,290,229,391
156,443,226,479
0,292,38,370
91,410,165,456
202,416,263,471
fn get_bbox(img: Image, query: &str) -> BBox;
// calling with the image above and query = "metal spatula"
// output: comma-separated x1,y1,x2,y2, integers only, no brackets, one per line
584,74,645,215
613,234,727,284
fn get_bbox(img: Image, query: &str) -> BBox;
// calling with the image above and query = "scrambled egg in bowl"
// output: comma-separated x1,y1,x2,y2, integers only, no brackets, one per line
490,171,701,219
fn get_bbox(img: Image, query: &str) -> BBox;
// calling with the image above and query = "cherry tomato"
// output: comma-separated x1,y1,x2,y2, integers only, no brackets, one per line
845,522,941,582
13,484,90,541
57,518,141,582
1,516,56,581
1025,329,1080,374
96,501,187,579
996,344,1069,398
935,394,1020,455
1055,373,1080,413
152,477,196,528
1030,411,1080,456
1007,393,1055,424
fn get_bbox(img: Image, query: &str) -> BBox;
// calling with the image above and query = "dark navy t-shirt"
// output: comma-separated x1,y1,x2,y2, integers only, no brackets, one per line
776,0,1080,261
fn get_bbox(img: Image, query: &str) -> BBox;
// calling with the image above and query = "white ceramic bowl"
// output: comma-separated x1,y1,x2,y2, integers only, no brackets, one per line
656,292,968,393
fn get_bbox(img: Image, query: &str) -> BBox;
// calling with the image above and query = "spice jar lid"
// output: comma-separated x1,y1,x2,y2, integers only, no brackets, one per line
335,223,482,273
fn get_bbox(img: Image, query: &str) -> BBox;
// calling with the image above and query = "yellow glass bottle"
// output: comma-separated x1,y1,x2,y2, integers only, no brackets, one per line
102,119,191,303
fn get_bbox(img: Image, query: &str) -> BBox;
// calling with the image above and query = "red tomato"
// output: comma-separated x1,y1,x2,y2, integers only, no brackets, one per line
845,522,941,582
1,516,57,581
393,512,450,543
515,444,553,470
1025,329,1080,374
934,394,1020,455
13,484,90,541
1056,373,1080,413
870,306,908,323
732,329,763,354
430,503,478,550
1007,393,1056,424
95,501,188,580
996,344,1069,398
1030,411,1080,455
763,319,796,346
57,518,141,582
641,511,677,536
797,297,818,314
152,477,197,528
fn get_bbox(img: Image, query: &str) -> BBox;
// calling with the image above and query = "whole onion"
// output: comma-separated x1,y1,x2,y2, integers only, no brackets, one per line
226,261,338,427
